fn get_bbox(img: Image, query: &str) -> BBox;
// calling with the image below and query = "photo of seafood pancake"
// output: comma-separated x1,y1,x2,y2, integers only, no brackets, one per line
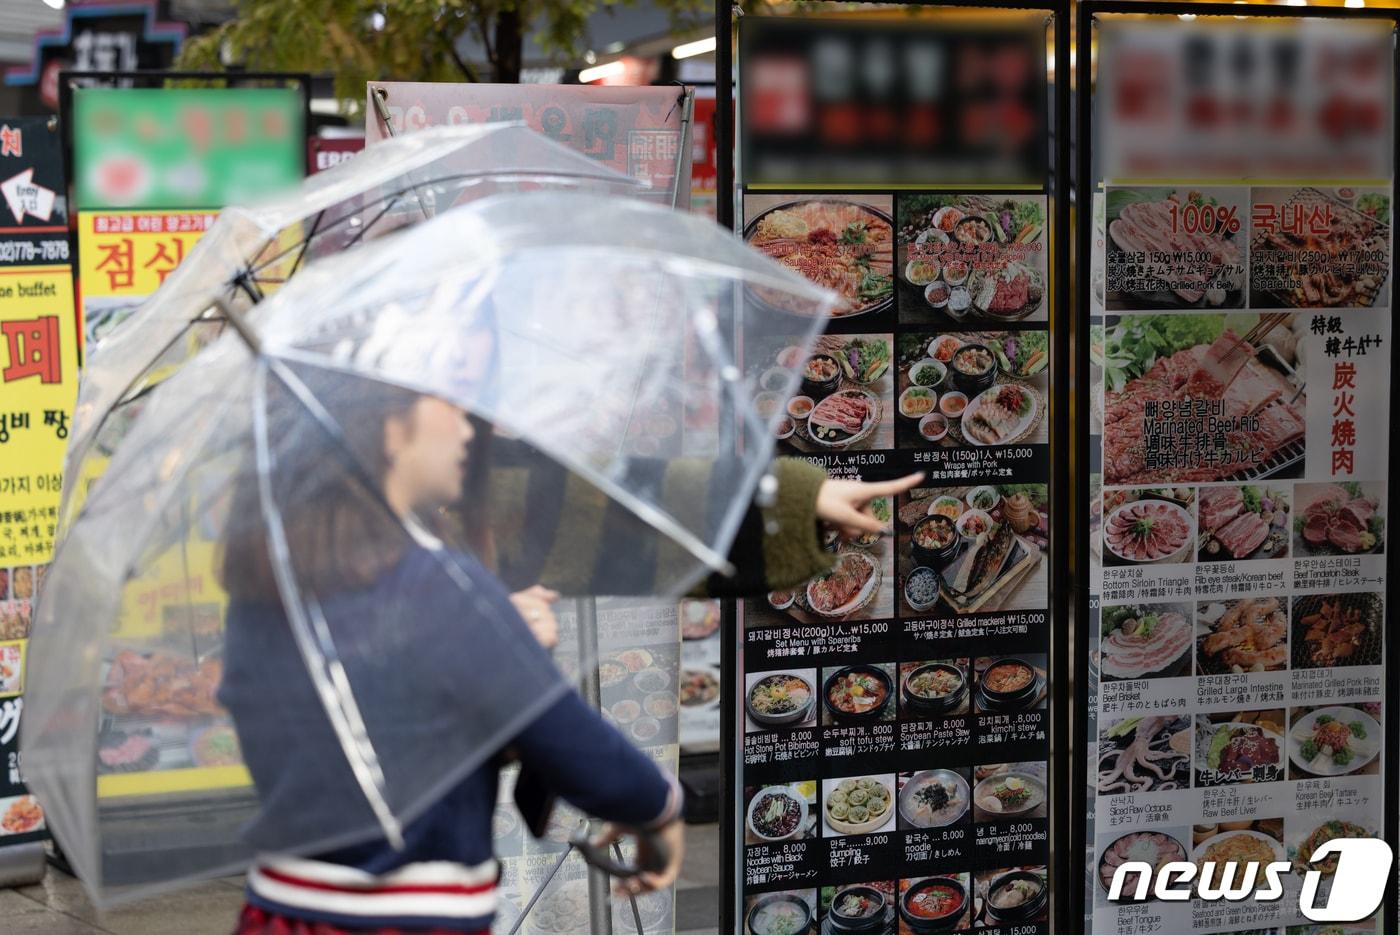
1096,313,1306,485
744,196,894,319
1105,188,1247,310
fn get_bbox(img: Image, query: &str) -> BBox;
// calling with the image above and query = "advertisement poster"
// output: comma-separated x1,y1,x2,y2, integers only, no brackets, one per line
75,209,217,346
0,117,69,269
492,598,683,934
733,12,1057,934
0,262,78,844
365,82,693,206
1085,18,1392,935
70,87,304,210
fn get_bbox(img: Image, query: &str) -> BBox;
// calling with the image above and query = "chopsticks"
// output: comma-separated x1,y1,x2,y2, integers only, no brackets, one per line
1220,312,1292,361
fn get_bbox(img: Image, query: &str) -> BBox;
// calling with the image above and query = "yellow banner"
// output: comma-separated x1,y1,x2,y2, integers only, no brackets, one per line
76,210,217,345
0,266,78,567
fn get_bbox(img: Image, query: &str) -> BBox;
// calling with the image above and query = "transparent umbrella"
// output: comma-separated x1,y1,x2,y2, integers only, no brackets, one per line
24,190,836,908
62,123,645,537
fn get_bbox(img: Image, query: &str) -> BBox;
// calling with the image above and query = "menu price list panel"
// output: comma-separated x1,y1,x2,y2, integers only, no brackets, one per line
735,182,1053,935
1086,78,1392,935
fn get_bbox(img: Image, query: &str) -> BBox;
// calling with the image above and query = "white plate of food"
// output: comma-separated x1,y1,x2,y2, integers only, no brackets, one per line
972,771,1045,817
898,769,971,828
1192,829,1284,873
1289,706,1381,777
808,389,880,448
806,551,880,619
825,776,894,836
1104,499,1193,564
961,383,1041,446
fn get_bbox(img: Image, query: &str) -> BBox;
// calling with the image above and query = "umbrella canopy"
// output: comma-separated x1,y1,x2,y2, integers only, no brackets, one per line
25,191,836,906
62,123,645,537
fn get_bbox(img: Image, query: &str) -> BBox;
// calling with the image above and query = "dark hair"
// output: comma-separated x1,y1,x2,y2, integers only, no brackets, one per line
218,370,493,602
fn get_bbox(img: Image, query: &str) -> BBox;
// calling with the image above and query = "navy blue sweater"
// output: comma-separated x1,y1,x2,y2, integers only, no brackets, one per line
220,545,675,929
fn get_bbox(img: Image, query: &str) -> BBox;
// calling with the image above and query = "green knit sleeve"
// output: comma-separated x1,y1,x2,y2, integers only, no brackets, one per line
760,458,833,590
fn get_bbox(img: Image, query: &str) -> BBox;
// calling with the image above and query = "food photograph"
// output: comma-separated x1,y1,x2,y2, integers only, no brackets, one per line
745,783,818,846
1198,484,1291,561
598,644,679,749
896,769,972,832
1291,592,1384,669
1250,186,1392,309
0,604,30,641
0,642,21,696
1094,829,1189,905
820,664,897,726
1293,482,1385,556
745,669,819,734
972,867,1049,927
1098,487,1196,566
756,333,894,453
895,194,1047,326
1196,598,1289,675
1192,819,1286,883
898,660,971,717
896,484,1048,616
1096,602,1193,682
970,763,1047,822
1098,715,1192,795
1288,703,1382,780
1093,313,1307,486
0,795,44,837
745,195,895,325
745,888,819,935
9,566,33,601
897,874,972,933
972,656,1047,714
1289,815,1378,879
1104,187,1248,310
822,775,897,838
820,881,897,935
753,535,894,627
1194,710,1287,787
894,332,1049,448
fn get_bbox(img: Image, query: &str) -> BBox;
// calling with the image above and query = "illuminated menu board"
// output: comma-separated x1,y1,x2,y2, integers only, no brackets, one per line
1080,10,1396,933
729,6,1067,933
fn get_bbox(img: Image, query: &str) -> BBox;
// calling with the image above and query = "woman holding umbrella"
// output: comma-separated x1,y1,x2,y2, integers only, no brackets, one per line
21,190,904,933
217,373,918,935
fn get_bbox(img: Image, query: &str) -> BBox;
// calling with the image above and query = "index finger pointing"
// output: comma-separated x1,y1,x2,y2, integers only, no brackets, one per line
867,472,925,496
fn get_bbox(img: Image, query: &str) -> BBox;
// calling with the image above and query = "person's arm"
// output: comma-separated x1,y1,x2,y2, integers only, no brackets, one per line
509,689,681,830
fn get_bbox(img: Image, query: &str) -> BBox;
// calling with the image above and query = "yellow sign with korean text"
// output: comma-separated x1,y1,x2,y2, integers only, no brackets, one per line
0,265,78,567
76,210,217,346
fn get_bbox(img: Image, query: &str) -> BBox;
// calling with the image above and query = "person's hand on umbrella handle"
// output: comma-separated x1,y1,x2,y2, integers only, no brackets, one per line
815,472,924,539
579,819,685,897
510,585,560,649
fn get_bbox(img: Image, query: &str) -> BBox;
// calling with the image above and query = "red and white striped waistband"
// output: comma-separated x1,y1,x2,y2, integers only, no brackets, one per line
248,855,499,922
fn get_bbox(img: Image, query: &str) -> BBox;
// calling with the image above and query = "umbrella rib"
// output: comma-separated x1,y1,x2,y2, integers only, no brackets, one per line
285,208,326,281
252,362,407,851
234,169,639,284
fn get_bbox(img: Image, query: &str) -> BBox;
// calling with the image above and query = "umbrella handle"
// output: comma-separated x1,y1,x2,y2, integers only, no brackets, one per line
570,828,670,879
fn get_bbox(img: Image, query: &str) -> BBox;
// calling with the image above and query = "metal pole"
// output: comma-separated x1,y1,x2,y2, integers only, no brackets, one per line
576,597,614,935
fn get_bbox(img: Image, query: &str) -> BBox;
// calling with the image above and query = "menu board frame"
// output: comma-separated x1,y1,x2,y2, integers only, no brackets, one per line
1073,3,1400,932
720,2,1071,932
